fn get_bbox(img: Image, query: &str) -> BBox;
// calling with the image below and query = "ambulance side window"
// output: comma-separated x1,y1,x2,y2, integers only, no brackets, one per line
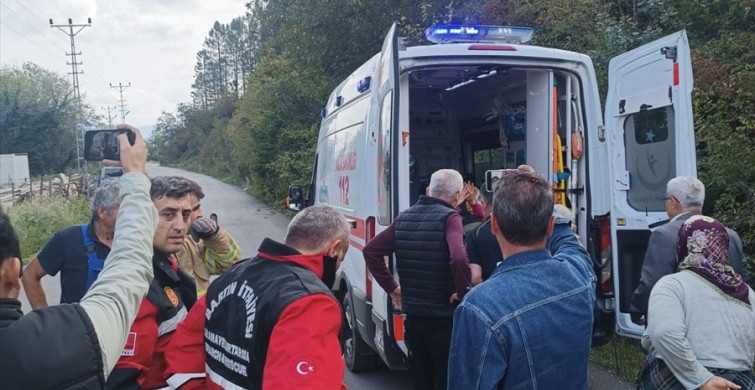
623,106,676,212
377,91,393,225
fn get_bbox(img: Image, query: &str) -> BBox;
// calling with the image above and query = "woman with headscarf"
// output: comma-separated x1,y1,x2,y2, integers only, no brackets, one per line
638,215,755,390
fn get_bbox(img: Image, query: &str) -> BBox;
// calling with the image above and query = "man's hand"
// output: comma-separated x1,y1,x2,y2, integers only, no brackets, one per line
190,218,219,242
456,184,472,207
464,181,478,204
390,287,402,311
103,124,147,173
700,376,741,390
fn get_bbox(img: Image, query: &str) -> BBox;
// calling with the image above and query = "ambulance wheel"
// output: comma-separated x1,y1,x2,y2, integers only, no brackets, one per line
341,293,379,372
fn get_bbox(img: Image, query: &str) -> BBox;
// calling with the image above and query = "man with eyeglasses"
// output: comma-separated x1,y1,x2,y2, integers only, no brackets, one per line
629,176,749,326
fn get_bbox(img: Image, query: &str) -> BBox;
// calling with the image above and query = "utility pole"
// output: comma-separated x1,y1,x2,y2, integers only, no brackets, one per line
110,82,131,124
50,17,92,195
102,105,117,127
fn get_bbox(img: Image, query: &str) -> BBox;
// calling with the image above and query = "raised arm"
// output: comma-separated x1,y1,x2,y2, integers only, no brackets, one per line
78,125,158,376
200,226,242,275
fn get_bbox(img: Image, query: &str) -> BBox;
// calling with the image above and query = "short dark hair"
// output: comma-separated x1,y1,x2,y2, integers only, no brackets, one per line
492,171,554,245
0,211,22,262
177,177,204,200
150,176,193,200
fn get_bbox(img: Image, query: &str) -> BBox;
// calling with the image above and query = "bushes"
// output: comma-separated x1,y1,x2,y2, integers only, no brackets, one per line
693,32,755,281
6,196,90,263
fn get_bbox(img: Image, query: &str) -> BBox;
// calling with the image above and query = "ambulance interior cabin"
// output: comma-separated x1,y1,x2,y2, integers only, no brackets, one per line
406,65,586,229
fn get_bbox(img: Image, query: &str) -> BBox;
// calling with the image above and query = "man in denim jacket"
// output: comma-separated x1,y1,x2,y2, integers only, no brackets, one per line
448,166,596,389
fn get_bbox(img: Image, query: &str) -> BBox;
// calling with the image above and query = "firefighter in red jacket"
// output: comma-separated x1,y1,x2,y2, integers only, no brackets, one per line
107,177,197,390
164,205,349,390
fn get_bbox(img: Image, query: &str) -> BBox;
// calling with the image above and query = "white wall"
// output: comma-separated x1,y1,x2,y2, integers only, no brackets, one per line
0,154,30,187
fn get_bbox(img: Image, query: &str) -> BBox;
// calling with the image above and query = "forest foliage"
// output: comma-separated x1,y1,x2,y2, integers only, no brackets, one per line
0,63,97,174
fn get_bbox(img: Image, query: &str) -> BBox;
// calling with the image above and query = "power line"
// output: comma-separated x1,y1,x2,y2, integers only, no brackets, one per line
1,3,112,108
110,82,132,124
0,18,62,66
0,2,62,52
50,17,92,195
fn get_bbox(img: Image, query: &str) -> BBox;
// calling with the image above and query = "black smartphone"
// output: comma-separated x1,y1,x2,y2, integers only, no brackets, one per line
485,169,517,192
84,129,135,161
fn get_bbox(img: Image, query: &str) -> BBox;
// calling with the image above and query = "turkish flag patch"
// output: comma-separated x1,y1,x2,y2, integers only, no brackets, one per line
292,357,316,382
121,332,137,356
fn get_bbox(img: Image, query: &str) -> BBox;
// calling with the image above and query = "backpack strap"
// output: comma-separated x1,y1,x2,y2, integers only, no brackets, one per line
81,224,105,290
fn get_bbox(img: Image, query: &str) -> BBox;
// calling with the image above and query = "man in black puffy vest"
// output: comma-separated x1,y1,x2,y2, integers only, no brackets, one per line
363,168,473,390
0,125,158,389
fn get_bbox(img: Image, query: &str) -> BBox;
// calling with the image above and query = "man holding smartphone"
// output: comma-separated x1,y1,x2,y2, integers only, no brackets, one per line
1,125,160,388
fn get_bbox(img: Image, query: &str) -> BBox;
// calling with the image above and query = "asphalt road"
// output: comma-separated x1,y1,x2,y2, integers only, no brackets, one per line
18,164,634,389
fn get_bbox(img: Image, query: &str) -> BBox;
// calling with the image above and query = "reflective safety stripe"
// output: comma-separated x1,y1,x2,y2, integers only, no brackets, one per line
166,372,206,389
206,363,246,390
204,241,241,272
158,306,188,337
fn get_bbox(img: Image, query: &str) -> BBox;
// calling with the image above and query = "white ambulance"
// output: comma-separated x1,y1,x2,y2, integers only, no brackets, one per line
287,23,695,372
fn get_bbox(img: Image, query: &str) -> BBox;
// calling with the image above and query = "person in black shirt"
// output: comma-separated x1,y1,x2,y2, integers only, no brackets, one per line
22,181,120,308
465,181,501,283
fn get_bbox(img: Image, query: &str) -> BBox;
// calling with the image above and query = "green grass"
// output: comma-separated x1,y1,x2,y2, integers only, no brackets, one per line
6,196,91,264
590,335,646,383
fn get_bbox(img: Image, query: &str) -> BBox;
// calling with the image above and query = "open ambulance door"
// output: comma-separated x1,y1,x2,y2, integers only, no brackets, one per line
605,31,695,338
369,22,408,367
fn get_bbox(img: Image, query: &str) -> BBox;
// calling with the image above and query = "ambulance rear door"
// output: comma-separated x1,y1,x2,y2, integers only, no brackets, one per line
369,22,408,365
605,31,695,338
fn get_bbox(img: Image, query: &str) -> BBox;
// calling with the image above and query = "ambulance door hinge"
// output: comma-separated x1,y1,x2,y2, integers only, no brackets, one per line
661,46,677,62
398,36,408,51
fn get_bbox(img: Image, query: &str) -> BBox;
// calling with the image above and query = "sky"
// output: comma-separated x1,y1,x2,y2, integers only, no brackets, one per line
0,0,248,138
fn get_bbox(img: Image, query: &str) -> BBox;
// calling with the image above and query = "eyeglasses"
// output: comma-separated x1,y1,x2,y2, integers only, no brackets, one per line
661,197,677,203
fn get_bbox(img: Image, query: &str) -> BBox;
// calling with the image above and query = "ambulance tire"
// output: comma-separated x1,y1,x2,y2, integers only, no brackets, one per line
341,293,380,372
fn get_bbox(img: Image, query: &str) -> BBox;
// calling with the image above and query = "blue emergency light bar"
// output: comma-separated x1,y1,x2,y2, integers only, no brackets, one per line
426,25,533,44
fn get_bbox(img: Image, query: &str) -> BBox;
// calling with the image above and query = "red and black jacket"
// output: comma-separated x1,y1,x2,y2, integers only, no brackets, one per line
106,251,196,390
164,238,346,390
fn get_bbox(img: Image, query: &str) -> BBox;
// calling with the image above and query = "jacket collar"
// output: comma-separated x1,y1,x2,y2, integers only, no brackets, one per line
670,210,701,223
492,248,551,276
257,238,323,279
152,249,179,281
417,195,456,210
0,298,23,328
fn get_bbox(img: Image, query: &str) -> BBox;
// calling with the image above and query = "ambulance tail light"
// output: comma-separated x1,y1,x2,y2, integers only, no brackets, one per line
393,311,404,342
599,215,613,294
365,217,376,301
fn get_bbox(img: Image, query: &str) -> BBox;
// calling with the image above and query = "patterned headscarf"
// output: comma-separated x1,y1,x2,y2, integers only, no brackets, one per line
676,215,749,304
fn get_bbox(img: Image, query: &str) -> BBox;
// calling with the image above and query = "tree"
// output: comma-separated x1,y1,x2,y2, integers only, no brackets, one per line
693,32,755,278
0,63,94,175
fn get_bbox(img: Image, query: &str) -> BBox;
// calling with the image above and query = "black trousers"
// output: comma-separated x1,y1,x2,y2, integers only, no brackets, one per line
404,314,453,390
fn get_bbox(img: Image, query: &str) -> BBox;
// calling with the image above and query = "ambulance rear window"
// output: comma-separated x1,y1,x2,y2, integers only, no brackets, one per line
623,106,676,212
